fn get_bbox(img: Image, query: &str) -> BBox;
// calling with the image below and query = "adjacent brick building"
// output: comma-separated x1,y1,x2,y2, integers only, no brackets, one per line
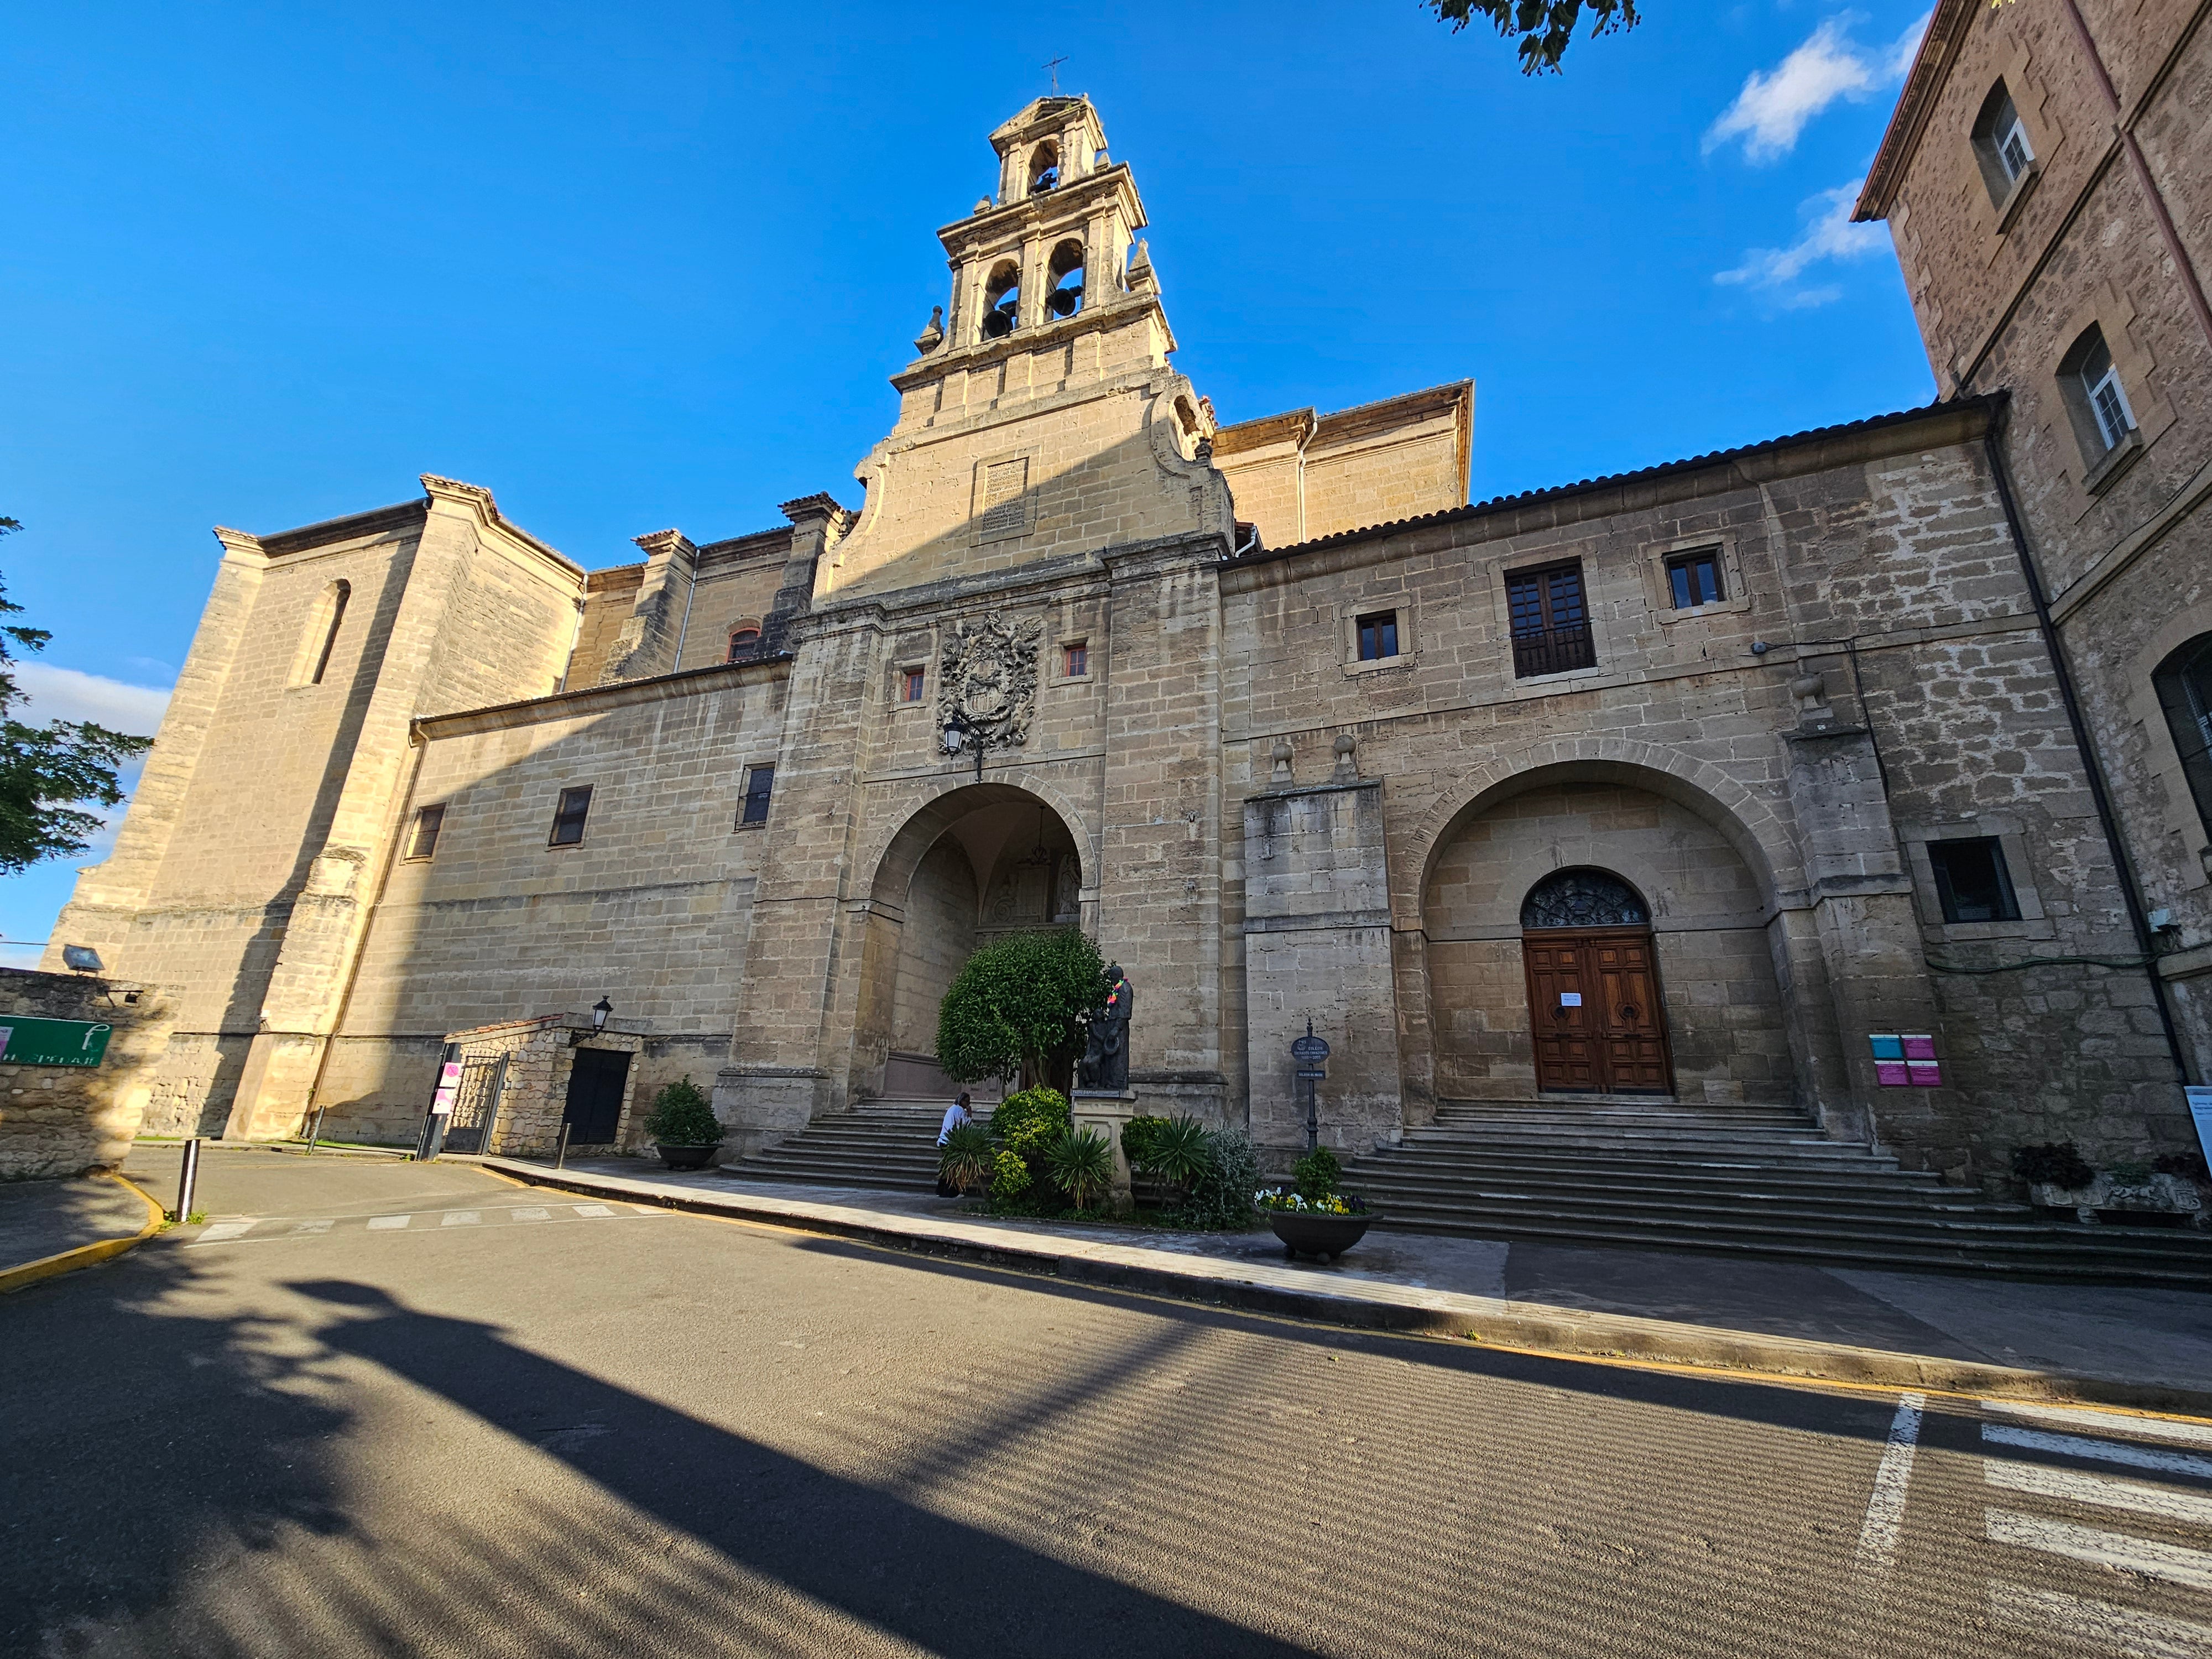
49,86,2205,1183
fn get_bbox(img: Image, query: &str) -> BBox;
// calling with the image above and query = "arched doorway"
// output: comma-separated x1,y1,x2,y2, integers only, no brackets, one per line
1520,868,1672,1095
854,786,1086,1101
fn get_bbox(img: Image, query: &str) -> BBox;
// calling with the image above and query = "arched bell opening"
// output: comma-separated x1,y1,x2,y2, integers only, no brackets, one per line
852,786,1086,1104
1027,139,1060,196
980,258,1021,341
1044,238,1086,320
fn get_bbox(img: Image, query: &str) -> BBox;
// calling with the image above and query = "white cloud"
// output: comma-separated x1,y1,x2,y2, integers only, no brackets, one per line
9,662,172,735
1704,12,1931,163
1716,178,1888,306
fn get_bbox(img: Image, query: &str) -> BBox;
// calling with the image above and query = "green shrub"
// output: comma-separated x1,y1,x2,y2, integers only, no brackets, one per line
1045,1126,1116,1211
1292,1145,1342,1203
2011,1142,2094,1190
1178,1129,1260,1229
992,1087,1072,1155
1121,1115,1170,1171
990,1149,1032,1206
642,1077,722,1145
938,1121,995,1194
1144,1117,1213,1187
936,929,1109,1086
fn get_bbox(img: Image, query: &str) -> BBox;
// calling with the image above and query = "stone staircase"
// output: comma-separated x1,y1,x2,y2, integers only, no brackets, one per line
1343,1098,2212,1284
721,1099,950,1193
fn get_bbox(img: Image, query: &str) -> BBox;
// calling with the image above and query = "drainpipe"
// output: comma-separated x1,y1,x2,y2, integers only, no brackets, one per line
1980,420,2193,1084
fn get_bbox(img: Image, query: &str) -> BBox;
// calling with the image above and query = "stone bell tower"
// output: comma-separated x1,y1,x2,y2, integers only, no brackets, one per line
815,96,1233,600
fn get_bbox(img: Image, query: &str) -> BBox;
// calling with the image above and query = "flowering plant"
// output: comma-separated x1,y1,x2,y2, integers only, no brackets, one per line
1255,1188,1367,1215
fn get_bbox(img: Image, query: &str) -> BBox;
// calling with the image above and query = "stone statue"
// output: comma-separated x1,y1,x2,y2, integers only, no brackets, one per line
1078,962,1133,1092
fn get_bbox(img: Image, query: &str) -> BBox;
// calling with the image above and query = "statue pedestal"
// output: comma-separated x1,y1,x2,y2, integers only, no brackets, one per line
1072,1088,1138,1214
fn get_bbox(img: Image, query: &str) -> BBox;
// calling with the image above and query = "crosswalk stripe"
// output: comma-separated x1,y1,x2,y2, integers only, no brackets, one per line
1855,1392,1926,1574
572,1204,615,1218
367,1215,409,1230
1984,1400,2212,1452
1986,1459,2212,1527
1990,1582,2212,1658
1984,1423,2212,1483
197,1221,254,1240
441,1211,481,1227
513,1207,551,1222
1987,1508,2212,1593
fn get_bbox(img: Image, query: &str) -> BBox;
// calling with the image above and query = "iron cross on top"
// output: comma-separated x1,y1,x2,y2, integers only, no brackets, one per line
1043,55,1069,94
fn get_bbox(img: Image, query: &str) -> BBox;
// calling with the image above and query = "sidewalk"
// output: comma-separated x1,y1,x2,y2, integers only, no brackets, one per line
474,1153,2212,1415
0,1173,161,1290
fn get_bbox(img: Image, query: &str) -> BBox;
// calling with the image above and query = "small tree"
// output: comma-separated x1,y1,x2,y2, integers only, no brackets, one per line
935,928,1108,1092
643,1076,722,1145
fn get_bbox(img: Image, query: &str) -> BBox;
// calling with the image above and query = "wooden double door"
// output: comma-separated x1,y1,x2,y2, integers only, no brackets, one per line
1522,927,1673,1095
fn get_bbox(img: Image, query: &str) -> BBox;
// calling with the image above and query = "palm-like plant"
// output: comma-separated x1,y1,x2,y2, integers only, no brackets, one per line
1044,1126,1116,1212
938,1121,995,1194
1144,1116,1213,1187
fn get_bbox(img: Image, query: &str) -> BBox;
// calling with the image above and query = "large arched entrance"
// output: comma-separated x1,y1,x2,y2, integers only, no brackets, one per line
1520,868,1672,1095
853,785,1085,1101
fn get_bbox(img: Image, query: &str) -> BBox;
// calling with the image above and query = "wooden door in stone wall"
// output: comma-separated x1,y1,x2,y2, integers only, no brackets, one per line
1522,929,1673,1095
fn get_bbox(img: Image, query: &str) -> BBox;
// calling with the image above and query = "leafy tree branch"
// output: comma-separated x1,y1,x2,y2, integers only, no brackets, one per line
1425,0,1641,72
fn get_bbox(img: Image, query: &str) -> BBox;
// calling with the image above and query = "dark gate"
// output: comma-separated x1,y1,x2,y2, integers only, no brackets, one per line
442,1053,509,1155
562,1048,632,1145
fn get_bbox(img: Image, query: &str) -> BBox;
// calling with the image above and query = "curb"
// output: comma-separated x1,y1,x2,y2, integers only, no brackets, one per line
469,1156,2212,1420
131,1138,411,1162
0,1171,166,1296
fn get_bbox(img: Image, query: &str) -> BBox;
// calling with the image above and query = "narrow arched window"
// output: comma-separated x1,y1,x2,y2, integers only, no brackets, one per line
2154,634,2212,841
1044,239,1086,320
290,579,350,687
980,259,1020,340
727,625,761,662
1971,81,2035,205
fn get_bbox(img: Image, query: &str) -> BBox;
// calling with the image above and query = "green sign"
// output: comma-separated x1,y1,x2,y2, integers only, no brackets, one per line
0,1017,114,1068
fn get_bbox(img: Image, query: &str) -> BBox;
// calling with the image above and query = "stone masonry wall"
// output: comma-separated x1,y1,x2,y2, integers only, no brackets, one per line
0,972,173,1179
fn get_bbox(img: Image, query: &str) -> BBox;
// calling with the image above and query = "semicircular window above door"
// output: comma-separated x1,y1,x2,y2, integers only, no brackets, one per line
1520,868,1649,931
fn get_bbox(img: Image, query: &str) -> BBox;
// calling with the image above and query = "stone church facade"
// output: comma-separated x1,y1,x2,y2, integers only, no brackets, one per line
51,51,2210,1188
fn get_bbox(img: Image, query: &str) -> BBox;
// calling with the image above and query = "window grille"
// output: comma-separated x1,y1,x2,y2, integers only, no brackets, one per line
1355,611,1400,661
1666,550,1724,608
1927,838,2021,923
1521,868,1648,930
740,765,775,827
728,628,762,662
1506,562,1595,678
406,805,445,861
549,786,592,847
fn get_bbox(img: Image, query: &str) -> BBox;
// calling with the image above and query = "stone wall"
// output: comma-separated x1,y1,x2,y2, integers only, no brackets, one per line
0,972,173,1179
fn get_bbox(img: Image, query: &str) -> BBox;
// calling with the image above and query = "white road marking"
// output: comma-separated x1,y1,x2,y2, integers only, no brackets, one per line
513,1207,552,1222
1984,1423,2212,1482
196,1222,254,1241
441,1211,481,1227
1986,1459,2212,1527
1987,1509,2212,1593
1854,1391,1927,1574
1983,1400,2212,1452
367,1215,409,1230
1990,1582,2212,1658
572,1204,615,1218
291,1219,333,1235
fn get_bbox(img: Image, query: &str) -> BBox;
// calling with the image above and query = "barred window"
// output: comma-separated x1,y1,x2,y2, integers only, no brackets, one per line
740,765,775,827
405,804,445,862
1506,562,1595,678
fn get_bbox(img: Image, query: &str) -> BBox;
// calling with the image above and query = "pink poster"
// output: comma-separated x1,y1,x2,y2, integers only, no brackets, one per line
1902,1035,1937,1061
1907,1061,1942,1087
1875,1061,1911,1087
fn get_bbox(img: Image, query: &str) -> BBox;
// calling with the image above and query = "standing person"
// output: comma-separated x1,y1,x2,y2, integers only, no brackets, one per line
935,1092,974,1198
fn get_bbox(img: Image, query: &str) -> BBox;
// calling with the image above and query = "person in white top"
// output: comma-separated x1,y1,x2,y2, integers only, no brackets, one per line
937,1092,974,1145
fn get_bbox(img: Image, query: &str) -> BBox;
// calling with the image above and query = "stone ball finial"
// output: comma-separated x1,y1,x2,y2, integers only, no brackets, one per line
1789,672,1828,709
1270,738,1293,783
1332,731,1358,781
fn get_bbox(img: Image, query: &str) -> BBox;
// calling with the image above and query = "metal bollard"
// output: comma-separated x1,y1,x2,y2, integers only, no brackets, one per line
176,1136,202,1223
554,1122,571,1171
306,1103,327,1156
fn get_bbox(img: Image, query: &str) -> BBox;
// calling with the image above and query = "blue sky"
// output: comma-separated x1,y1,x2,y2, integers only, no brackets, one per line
0,0,1935,962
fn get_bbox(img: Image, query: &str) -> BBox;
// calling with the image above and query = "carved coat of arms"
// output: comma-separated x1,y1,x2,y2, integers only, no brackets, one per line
938,614,1044,753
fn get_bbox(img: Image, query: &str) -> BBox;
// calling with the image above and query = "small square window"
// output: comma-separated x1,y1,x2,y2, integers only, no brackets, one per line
1927,837,2021,923
1666,550,1724,609
740,764,775,827
1063,641,1088,678
1355,611,1400,661
902,667,926,703
549,786,592,848
405,804,445,861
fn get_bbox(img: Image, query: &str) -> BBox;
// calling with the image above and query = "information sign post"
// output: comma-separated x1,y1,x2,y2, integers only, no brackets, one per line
1289,1019,1332,1155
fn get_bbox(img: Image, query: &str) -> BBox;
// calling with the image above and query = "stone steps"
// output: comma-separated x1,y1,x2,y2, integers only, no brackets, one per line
1346,1100,2212,1283
721,1100,956,1193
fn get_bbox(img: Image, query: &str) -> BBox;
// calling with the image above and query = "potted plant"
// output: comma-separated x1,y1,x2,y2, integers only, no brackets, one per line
1259,1146,1374,1261
643,1077,723,1171
2013,1142,2208,1225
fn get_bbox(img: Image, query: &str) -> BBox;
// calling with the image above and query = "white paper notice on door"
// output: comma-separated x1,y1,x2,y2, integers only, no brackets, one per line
1558,992,1582,1006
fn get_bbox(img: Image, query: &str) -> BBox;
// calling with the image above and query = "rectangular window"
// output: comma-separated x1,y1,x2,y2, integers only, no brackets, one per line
405,804,445,861
1666,550,1724,609
740,764,775,827
549,786,592,847
1355,611,1400,661
1997,114,2033,181
1927,837,2021,924
2087,364,2133,451
1506,562,1596,679
1063,640,1088,678
902,667,926,703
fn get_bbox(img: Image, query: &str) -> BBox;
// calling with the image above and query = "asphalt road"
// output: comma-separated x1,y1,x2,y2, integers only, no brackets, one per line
7,1147,2211,1658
